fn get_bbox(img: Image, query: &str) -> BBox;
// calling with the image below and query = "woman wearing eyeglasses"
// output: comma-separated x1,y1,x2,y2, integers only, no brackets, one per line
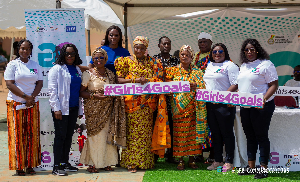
48,44,83,176
79,48,126,173
237,39,278,179
203,43,239,172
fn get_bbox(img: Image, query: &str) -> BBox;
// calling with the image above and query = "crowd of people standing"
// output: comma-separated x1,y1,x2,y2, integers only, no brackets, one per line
4,25,279,179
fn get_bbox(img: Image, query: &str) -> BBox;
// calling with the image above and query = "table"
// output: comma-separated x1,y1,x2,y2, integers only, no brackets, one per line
233,106,300,171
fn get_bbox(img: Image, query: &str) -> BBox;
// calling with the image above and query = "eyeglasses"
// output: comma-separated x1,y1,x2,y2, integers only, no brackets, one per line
212,50,224,54
244,48,256,53
94,57,105,61
65,52,76,57
294,70,300,74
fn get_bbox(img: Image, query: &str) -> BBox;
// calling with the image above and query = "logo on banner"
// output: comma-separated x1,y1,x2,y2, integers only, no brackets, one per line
267,35,292,45
36,27,46,32
66,26,76,32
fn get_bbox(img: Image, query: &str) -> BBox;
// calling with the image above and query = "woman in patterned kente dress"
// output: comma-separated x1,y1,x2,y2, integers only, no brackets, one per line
166,45,209,170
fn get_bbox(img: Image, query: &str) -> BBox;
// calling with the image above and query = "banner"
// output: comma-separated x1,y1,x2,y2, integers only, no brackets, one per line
129,8,300,86
25,9,86,170
196,89,264,108
104,81,190,96
274,86,300,96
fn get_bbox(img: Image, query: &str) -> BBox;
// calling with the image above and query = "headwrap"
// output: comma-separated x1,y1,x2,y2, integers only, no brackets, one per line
133,36,149,48
180,45,195,60
198,32,212,41
92,47,108,61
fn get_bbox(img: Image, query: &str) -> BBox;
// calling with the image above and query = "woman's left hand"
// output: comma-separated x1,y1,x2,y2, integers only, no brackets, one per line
190,82,197,91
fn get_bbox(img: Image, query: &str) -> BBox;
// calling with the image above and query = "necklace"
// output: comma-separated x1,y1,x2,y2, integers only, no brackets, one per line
93,67,107,82
179,63,192,81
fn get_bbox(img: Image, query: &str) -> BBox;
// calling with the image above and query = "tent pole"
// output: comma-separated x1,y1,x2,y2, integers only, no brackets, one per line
9,37,15,62
56,0,61,9
87,30,91,56
124,3,128,50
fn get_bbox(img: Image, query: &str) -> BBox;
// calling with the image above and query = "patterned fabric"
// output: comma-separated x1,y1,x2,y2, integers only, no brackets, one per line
193,51,210,72
115,55,169,168
166,64,209,157
133,36,149,48
120,106,154,169
7,100,41,170
153,53,180,82
81,68,126,147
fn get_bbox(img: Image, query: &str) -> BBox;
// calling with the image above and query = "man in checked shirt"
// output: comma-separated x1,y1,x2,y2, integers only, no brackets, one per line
153,36,180,164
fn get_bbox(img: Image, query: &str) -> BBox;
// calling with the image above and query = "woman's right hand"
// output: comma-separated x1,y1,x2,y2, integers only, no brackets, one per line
94,93,107,100
54,110,62,120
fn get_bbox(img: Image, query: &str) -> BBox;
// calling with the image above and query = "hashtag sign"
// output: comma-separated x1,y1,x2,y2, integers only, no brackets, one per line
104,86,113,95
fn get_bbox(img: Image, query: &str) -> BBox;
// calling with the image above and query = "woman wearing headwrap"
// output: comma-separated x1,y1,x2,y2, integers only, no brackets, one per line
166,45,209,170
114,36,167,173
79,48,126,172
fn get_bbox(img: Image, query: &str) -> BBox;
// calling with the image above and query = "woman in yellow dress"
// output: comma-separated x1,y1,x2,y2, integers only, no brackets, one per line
115,36,164,173
166,45,209,170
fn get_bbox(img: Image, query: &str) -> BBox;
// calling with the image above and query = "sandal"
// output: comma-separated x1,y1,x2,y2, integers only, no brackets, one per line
26,168,36,175
16,170,25,176
188,162,198,169
104,166,114,171
177,161,185,170
87,166,99,173
128,166,137,173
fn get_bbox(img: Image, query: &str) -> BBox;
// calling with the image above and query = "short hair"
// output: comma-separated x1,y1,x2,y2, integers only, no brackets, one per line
158,36,170,44
104,25,123,48
209,43,230,62
16,39,33,58
240,38,269,64
294,65,300,69
55,44,82,65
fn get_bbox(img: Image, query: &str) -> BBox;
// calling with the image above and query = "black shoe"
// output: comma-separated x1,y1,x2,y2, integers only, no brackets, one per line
52,166,68,176
254,172,268,179
238,166,257,175
63,163,78,172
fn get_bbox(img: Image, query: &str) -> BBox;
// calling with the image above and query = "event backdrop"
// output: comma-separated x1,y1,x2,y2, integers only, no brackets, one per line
129,8,300,86
25,9,86,170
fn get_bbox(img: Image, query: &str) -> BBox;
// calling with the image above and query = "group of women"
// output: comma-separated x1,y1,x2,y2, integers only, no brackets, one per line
4,25,278,180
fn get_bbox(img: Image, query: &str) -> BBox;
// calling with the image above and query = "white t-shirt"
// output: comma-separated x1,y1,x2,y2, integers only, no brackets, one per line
203,60,239,91
4,58,43,102
285,79,300,87
237,59,278,102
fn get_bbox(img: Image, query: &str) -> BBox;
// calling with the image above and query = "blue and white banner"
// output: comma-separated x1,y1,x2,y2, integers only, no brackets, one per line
25,9,86,170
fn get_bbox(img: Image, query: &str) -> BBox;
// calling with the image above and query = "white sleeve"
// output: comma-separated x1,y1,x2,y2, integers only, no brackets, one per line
284,79,292,86
4,61,16,80
48,66,61,112
227,63,239,85
264,61,278,84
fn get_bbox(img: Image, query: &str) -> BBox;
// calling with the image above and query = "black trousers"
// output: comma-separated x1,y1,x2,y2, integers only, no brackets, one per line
240,100,275,166
206,102,235,164
52,107,78,166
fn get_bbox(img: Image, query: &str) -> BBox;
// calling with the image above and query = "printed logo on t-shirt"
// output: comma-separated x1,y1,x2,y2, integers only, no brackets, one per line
215,68,224,73
76,72,81,77
30,69,38,74
251,67,260,73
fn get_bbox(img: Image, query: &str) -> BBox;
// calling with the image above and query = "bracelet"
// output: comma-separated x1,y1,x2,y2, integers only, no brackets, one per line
131,77,135,83
22,93,27,99
90,93,94,99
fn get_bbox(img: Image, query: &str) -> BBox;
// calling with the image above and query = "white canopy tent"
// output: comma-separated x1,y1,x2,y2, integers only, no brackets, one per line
103,0,300,49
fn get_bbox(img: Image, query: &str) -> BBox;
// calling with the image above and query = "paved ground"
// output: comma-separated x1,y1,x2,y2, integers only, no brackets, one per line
0,73,145,182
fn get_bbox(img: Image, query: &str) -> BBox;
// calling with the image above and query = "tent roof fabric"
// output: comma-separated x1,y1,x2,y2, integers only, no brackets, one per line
104,0,300,26
0,0,122,38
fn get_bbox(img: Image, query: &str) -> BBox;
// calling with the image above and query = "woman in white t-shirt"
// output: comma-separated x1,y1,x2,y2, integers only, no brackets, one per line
237,39,278,179
4,39,43,176
203,43,239,172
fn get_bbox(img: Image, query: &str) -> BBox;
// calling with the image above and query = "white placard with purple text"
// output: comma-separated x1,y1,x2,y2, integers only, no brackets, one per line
274,86,300,96
104,81,190,96
196,89,264,108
